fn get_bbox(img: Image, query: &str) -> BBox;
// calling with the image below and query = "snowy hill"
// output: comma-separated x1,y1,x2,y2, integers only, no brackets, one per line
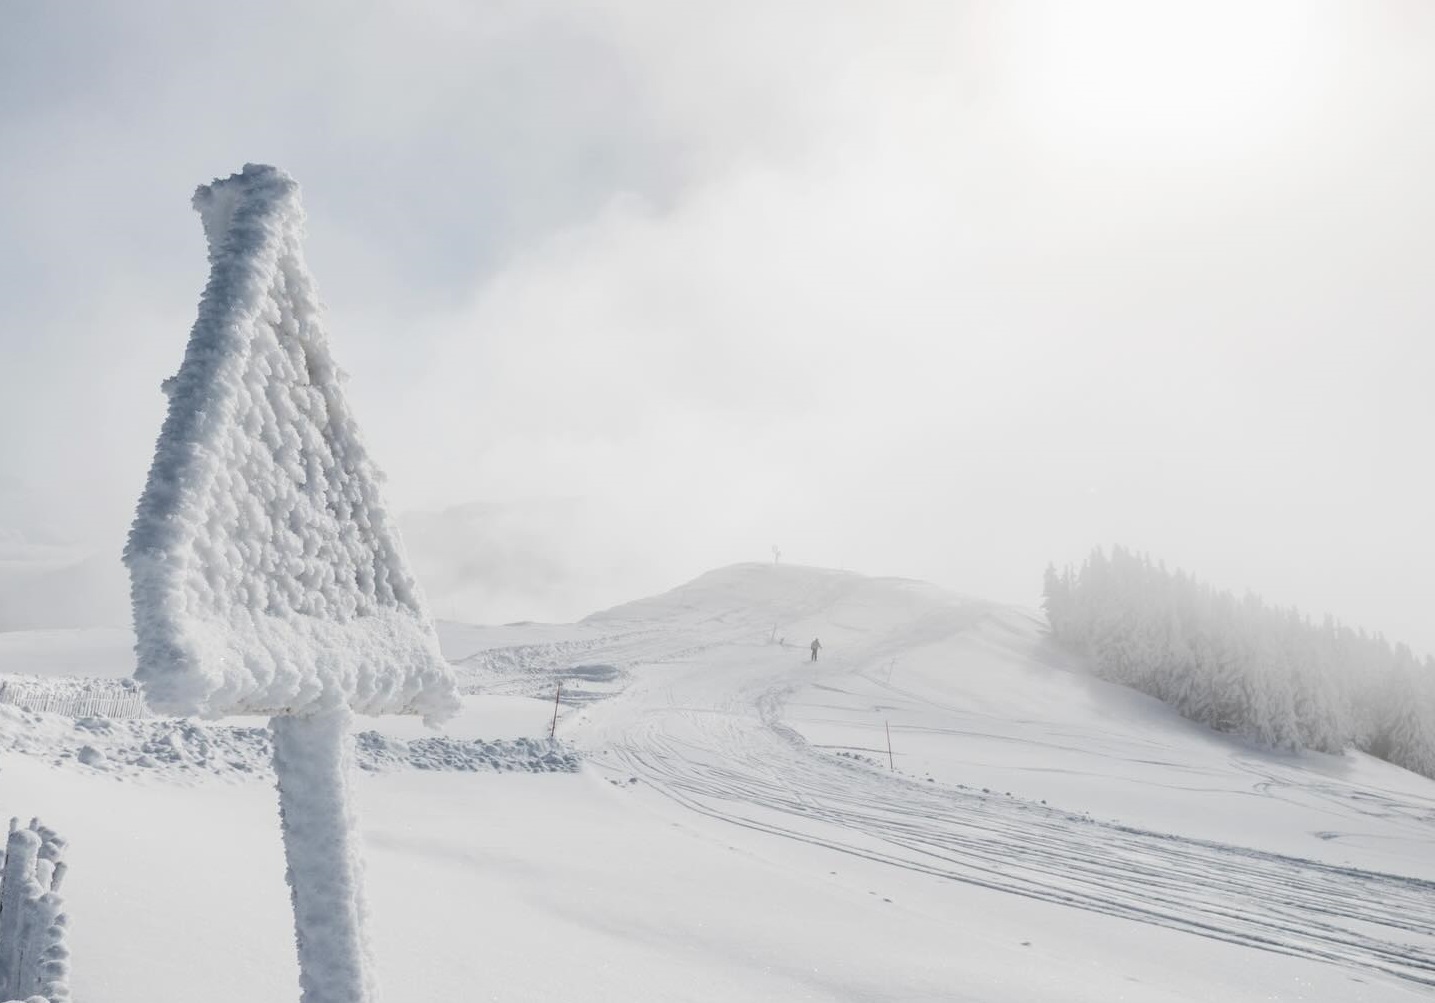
3,562,1433,1000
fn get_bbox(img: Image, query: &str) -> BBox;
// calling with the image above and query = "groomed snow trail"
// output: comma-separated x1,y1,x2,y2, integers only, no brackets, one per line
536,565,1435,992
606,666,1435,988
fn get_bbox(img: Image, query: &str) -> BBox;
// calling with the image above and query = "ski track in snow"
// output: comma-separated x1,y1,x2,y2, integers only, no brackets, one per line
504,587,1435,993
609,693,1435,989
5,565,1435,994
439,604,1435,988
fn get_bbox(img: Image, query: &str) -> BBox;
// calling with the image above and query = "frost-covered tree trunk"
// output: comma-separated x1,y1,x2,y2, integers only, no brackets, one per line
271,708,378,1003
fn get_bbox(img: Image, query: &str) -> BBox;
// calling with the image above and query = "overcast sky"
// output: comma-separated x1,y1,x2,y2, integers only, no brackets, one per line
2,1,1433,649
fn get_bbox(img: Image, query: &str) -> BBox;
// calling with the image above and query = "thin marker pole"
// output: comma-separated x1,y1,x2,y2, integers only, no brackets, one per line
886,720,894,771
550,684,561,739
271,708,377,1003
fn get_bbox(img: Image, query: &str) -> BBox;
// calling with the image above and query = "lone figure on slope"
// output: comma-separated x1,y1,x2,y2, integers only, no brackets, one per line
810,638,822,662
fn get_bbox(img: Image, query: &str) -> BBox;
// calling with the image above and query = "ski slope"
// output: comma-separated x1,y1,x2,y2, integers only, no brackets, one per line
3,563,1434,1000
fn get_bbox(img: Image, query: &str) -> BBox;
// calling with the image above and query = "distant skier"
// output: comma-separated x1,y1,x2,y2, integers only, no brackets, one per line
810,638,822,662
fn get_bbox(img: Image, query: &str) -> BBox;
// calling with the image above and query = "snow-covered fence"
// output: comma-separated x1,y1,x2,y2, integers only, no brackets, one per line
0,818,71,1003
0,678,150,720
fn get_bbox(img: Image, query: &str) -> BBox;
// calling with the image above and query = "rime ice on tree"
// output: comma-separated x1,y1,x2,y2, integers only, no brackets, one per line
0,818,70,1003
124,164,458,1003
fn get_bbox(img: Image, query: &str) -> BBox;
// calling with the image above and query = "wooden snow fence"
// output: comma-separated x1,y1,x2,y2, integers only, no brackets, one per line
0,818,70,1003
0,679,150,720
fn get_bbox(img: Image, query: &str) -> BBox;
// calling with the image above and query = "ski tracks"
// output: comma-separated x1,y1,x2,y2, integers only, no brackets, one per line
600,666,1435,991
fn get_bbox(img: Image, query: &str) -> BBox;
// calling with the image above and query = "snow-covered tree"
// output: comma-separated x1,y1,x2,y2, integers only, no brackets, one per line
1043,547,1435,777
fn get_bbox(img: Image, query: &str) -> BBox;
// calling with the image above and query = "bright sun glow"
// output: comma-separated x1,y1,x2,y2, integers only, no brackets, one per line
1001,1,1336,155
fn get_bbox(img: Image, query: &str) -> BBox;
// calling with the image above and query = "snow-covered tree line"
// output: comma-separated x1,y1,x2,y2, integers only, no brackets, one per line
1043,546,1435,778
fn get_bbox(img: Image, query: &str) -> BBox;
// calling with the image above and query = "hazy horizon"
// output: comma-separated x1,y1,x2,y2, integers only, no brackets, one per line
3,2,1433,654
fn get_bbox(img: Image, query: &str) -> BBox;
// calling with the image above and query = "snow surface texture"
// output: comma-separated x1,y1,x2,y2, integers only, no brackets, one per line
6,564,1435,1000
123,164,456,724
0,704,579,780
0,819,70,1003
469,563,1435,991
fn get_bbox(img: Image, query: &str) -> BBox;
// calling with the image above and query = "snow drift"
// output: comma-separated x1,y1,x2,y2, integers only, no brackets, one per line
0,703,581,780
123,164,456,724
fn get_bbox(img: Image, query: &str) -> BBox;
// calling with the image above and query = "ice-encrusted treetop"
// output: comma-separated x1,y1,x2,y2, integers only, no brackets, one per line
124,164,457,723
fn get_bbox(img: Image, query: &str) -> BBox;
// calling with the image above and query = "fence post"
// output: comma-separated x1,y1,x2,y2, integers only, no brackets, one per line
0,818,70,1002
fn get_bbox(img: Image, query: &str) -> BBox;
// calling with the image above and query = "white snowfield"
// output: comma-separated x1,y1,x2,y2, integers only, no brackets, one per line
123,164,455,724
3,563,1435,1001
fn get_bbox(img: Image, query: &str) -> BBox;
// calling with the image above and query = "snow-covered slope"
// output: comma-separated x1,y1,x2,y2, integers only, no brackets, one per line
3,562,1433,1001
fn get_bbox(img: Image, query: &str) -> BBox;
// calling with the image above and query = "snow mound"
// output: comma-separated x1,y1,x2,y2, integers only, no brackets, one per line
590,562,982,634
123,164,456,724
0,706,576,780
354,732,579,774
